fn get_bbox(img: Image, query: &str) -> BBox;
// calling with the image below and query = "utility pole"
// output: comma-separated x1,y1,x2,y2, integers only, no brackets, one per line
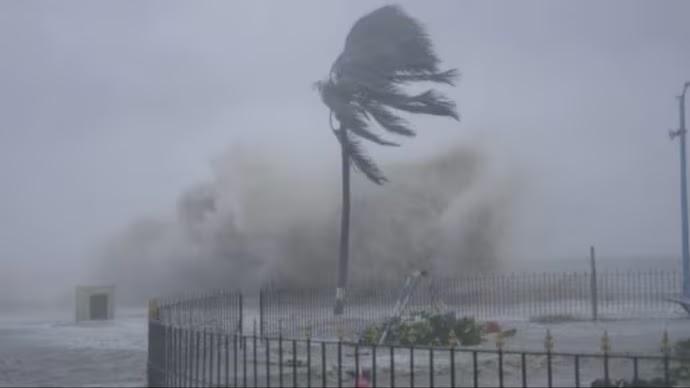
670,81,690,298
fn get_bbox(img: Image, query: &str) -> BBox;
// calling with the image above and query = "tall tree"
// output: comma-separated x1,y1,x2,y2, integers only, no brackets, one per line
316,5,459,314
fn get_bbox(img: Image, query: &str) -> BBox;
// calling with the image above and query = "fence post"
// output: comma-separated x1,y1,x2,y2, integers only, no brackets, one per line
590,246,599,321
545,329,554,388
662,330,671,386
259,289,264,338
239,292,244,335
601,330,610,384
497,332,504,388
147,299,164,388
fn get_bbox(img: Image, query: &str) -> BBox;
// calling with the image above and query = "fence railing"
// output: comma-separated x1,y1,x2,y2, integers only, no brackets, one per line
260,270,684,339
148,320,687,387
156,290,243,334
147,270,687,386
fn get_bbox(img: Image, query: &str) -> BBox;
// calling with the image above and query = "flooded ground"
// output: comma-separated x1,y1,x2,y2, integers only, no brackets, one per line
1,304,689,387
0,309,147,387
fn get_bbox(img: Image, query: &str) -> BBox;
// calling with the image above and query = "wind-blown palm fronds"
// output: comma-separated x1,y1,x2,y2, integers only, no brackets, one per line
318,4,459,184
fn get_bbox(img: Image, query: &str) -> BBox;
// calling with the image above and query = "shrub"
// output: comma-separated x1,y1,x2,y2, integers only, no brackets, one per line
359,311,484,346
671,338,690,382
590,377,673,387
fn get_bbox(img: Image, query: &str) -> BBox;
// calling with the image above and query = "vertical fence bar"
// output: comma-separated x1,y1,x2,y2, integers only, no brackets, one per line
239,293,243,335
185,328,190,387
664,353,671,386
242,336,247,388
603,353,609,384
390,346,395,388
354,344,360,387
491,274,497,317
259,289,264,338
202,330,208,387
589,246,599,321
265,339,271,388
217,333,221,388
185,327,191,388
224,335,229,388
253,332,258,388
321,342,327,388
644,270,649,310
656,269,661,310
410,347,415,388
209,331,214,388
292,340,297,388
307,337,312,388
168,326,173,387
205,330,210,387
195,330,200,388
574,355,580,388
429,348,434,388
372,345,377,388
633,356,639,383
148,320,162,388
616,270,621,315
540,272,552,315
280,335,284,388
521,352,527,388
337,340,342,388
164,323,170,388
450,349,455,388
473,351,478,388
180,327,184,387
498,348,503,388
233,334,238,388
547,351,553,388
170,326,178,387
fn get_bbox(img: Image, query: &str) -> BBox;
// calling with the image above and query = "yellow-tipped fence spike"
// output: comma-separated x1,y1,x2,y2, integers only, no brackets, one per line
448,328,458,347
496,331,505,350
601,331,611,354
544,329,554,352
148,299,160,321
336,324,344,341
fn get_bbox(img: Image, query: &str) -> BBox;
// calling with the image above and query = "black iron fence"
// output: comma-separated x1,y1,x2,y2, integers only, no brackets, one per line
147,270,688,386
260,270,683,339
148,320,687,387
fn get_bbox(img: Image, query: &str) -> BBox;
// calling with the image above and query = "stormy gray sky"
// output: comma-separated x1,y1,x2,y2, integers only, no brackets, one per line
1,1,690,301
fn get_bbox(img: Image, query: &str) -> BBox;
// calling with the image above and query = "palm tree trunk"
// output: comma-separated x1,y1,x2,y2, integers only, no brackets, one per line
334,128,351,315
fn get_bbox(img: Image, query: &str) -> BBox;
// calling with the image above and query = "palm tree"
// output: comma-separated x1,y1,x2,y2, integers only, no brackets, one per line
316,5,459,314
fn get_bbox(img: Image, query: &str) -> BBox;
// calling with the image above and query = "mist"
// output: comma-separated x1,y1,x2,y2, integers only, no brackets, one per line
1,0,690,309
92,140,519,303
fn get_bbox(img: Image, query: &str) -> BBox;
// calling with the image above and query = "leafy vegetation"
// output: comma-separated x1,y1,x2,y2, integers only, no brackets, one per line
359,311,484,346
590,377,674,387
529,314,578,324
670,338,690,382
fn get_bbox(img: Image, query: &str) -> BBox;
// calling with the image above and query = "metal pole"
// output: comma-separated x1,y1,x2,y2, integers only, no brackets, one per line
671,82,690,298
681,86,690,297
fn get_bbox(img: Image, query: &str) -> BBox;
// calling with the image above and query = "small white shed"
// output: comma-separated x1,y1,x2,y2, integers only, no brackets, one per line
75,285,115,321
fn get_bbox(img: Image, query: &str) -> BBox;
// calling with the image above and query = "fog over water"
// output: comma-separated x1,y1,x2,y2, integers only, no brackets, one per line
1,1,690,307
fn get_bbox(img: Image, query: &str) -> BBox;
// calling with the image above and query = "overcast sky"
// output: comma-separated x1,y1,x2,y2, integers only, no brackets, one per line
1,0,690,296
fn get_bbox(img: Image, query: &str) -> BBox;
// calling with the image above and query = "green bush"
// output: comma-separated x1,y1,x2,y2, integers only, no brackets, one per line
359,311,484,346
671,338,690,382
590,377,674,387
674,338,690,358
